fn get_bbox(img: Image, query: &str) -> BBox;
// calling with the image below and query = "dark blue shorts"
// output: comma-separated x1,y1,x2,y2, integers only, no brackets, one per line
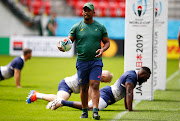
58,79,73,95
76,60,103,85
100,86,116,106
0,68,4,81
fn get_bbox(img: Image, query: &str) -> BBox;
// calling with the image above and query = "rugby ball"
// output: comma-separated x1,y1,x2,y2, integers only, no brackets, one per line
58,38,72,51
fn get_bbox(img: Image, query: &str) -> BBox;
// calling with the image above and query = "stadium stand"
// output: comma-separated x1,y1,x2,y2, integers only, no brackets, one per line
66,0,126,17
19,0,51,15
1,0,180,37
168,0,180,19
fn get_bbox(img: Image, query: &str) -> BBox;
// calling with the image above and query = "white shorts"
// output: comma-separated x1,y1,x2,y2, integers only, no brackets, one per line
88,97,107,111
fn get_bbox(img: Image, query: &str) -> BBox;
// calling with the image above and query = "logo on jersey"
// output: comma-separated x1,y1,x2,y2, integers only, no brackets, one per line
80,28,84,31
133,0,147,17
155,0,162,17
95,28,98,31
79,79,82,83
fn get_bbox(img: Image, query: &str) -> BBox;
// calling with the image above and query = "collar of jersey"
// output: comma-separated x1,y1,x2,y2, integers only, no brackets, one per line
135,70,138,80
21,55,25,63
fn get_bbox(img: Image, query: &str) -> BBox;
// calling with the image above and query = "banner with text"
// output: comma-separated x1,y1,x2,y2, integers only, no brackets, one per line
153,0,168,91
10,36,74,57
124,0,154,100
167,40,179,59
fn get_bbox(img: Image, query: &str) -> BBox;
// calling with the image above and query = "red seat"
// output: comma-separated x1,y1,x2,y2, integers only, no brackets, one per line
109,1,119,17
109,8,117,17
91,1,99,8
35,0,43,8
44,1,51,15
92,0,101,2
74,7,83,16
20,0,25,5
76,0,85,8
32,1,41,15
69,0,78,7
98,1,108,16
66,0,73,6
26,0,31,8
120,8,125,17
117,2,126,9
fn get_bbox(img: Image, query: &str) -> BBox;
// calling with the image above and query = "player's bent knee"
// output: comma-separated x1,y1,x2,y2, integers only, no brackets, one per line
91,81,100,90
57,91,71,100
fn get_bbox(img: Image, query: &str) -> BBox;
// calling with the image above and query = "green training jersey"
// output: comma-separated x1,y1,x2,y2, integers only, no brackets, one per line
69,20,108,61
46,19,56,36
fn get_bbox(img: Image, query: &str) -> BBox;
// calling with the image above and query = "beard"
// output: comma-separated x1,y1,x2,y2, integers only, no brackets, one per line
84,14,92,21
27,56,31,60
84,17,90,21
138,78,144,85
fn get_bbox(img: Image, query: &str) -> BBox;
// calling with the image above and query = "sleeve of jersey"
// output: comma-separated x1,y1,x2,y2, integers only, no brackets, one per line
14,60,24,70
102,25,108,38
68,24,77,37
125,75,135,85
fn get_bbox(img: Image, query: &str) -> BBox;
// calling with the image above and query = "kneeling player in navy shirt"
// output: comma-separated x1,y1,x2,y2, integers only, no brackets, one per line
0,48,32,88
51,67,151,111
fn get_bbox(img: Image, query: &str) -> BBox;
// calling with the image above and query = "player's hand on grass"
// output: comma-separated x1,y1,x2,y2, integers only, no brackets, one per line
95,49,104,58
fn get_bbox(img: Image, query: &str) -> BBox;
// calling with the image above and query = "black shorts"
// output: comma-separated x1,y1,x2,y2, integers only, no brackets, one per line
0,67,4,81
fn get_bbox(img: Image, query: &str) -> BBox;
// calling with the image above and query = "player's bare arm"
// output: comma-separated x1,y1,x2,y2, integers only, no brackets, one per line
124,96,128,110
68,36,75,42
14,69,21,88
95,37,110,58
125,82,134,111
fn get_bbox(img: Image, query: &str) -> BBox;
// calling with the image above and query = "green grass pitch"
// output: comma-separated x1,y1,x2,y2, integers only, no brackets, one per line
0,55,179,121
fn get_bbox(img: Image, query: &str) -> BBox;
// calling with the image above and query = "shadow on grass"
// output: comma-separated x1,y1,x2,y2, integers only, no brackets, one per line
153,99,180,102
102,109,124,111
0,85,17,87
102,118,167,121
0,85,37,88
132,109,179,113
165,89,180,91
0,98,26,102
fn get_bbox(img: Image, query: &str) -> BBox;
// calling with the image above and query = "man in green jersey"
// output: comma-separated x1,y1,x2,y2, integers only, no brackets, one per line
58,2,110,120
46,11,57,36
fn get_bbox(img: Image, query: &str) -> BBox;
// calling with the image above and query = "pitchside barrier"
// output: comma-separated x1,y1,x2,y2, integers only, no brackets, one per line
10,36,74,57
125,0,168,100
153,0,168,91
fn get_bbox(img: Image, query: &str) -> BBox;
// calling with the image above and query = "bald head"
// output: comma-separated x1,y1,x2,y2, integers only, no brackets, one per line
101,70,113,83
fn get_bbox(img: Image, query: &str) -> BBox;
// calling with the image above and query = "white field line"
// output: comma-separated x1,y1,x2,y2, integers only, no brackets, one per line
166,70,179,82
111,100,141,121
110,70,179,120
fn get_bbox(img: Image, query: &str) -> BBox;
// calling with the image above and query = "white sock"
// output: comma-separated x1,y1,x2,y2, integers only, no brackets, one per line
36,93,43,99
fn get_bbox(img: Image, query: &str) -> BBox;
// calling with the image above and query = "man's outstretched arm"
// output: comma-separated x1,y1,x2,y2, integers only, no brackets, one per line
125,82,134,111
14,69,21,88
124,96,128,110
